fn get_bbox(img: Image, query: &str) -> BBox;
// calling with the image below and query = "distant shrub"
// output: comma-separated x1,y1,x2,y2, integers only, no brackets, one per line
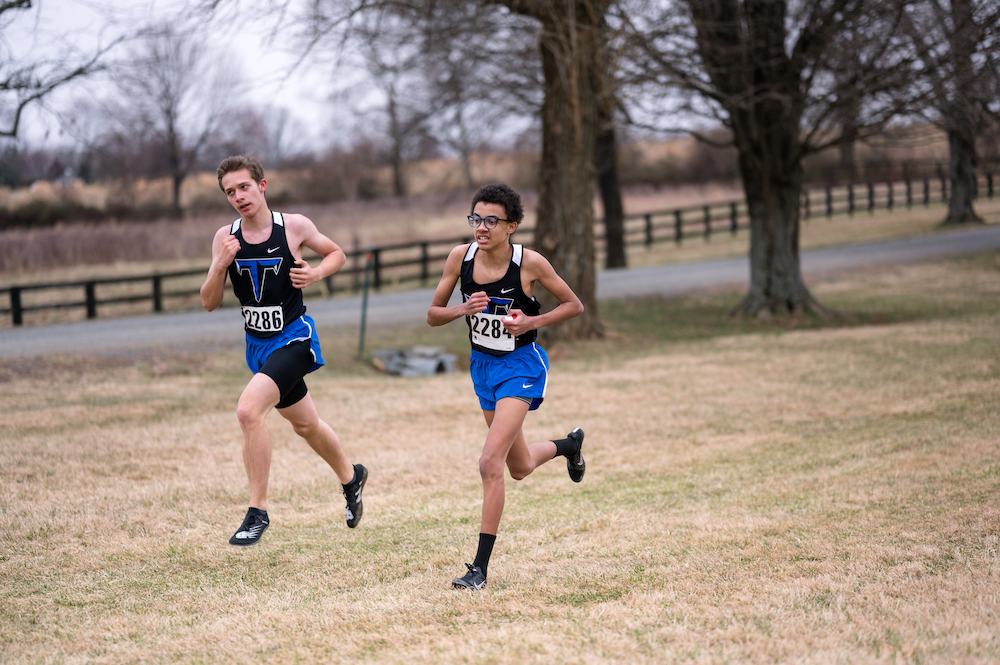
0,201,106,231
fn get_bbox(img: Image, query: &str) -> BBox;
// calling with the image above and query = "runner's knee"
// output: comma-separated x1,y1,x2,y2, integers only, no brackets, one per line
236,399,266,429
479,453,505,482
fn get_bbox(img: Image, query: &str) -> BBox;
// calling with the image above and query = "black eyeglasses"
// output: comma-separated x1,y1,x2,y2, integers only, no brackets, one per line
468,214,508,229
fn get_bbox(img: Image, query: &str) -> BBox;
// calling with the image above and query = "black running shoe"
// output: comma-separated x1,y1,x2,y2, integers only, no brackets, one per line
229,508,269,546
566,427,586,483
452,563,487,590
343,464,368,528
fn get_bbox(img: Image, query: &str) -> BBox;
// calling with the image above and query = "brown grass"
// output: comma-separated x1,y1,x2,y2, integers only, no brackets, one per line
2,251,999,663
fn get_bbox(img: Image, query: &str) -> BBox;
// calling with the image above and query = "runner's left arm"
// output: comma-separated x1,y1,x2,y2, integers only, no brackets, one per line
286,214,347,289
501,250,584,337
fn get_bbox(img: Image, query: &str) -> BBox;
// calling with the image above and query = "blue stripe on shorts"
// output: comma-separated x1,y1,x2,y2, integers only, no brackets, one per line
469,342,549,411
245,314,325,375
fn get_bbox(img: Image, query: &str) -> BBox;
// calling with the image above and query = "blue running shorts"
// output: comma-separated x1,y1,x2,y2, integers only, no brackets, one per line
469,342,549,411
245,314,325,375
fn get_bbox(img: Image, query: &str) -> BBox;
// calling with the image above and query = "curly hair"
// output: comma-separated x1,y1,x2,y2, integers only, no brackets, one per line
470,183,524,225
217,154,265,191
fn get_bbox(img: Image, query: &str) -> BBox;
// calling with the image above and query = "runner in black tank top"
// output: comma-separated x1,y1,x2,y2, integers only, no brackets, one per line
202,155,368,548
427,183,587,591
227,211,306,338
460,243,541,355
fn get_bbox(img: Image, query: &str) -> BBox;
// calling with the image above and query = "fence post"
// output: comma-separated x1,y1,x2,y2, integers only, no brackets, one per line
803,189,811,220
940,172,947,202
826,186,833,217
358,248,373,358
730,203,738,235
703,206,711,240
674,210,683,244
848,184,855,216
10,287,22,326
152,275,163,312
905,178,912,207
644,214,653,247
988,173,994,199
886,181,893,211
85,282,97,319
867,182,875,213
923,177,930,205
420,242,429,284
351,237,361,293
372,248,382,290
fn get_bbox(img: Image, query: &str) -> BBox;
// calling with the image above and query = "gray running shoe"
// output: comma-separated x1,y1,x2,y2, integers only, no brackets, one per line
452,563,487,590
566,427,586,483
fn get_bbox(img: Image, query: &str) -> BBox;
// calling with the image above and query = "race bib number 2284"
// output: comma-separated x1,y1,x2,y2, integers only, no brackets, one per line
470,312,514,352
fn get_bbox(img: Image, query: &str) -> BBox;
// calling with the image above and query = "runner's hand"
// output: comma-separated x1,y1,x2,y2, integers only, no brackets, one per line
464,291,489,315
217,235,240,268
502,309,531,335
290,260,318,289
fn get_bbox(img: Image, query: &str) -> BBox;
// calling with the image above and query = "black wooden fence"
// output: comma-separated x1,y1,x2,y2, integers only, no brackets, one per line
1,172,994,326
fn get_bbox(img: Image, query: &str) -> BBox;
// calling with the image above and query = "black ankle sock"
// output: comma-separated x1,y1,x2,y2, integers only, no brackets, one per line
249,506,267,517
474,533,496,577
553,437,577,458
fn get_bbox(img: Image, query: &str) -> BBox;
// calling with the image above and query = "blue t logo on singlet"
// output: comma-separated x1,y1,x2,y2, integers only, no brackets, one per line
235,258,282,302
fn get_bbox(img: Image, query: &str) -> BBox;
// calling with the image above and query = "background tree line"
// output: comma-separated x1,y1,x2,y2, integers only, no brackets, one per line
2,0,999,330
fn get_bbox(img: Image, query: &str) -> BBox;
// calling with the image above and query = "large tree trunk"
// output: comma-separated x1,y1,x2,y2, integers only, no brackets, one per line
731,151,828,318
388,91,407,197
506,0,607,342
943,127,982,225
687,0,830,319
596,122,626,269
940,0,982,225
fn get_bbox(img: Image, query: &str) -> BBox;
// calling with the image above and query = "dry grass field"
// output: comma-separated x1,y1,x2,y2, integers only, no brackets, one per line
2,245,999,662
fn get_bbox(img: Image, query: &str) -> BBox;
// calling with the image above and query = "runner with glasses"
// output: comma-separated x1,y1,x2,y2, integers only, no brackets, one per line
426,183,586,590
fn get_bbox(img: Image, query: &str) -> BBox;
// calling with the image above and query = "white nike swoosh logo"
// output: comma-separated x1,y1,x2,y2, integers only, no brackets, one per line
522,383,533,388
267,247,280,253
501,287,514,294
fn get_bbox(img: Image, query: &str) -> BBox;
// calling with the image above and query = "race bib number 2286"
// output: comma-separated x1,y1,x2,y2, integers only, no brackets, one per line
242,305,284,333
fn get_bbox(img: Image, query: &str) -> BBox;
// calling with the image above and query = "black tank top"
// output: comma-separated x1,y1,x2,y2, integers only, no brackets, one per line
227,211,306,338
460,243,541,356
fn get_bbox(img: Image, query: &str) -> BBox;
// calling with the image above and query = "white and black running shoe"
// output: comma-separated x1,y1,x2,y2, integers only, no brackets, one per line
229,508,269,546
343,464,368,528
566,427,586,483
452,563,487,590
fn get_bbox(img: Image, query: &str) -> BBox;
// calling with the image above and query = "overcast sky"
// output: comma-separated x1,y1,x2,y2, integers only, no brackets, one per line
6,0,347,149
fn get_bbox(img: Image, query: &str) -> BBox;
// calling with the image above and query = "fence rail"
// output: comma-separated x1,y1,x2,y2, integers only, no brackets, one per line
1,172,994,326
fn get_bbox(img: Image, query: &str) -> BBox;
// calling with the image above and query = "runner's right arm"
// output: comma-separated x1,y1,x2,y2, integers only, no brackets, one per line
426,245,489,327
201,226,240,311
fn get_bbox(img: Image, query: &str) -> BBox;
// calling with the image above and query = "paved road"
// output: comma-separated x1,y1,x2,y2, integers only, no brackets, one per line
2,224,998,359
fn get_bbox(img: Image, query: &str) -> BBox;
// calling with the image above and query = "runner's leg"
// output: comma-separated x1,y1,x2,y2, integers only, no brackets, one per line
236,372,282,510
478,397,531,534
277,392,355,484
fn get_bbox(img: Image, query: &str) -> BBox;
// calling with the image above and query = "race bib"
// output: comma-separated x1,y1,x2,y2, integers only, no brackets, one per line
470,312,515,352
242,305,284,333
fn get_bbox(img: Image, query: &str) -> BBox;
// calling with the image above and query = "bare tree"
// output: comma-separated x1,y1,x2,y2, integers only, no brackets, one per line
0,0,120,138
418,2,542,189
623,0,914,318
595,13,627,269
901,0,1000,225
111,25,241,216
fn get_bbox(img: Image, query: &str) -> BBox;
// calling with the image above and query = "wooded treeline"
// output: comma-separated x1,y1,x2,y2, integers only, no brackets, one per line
3,0,999,325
